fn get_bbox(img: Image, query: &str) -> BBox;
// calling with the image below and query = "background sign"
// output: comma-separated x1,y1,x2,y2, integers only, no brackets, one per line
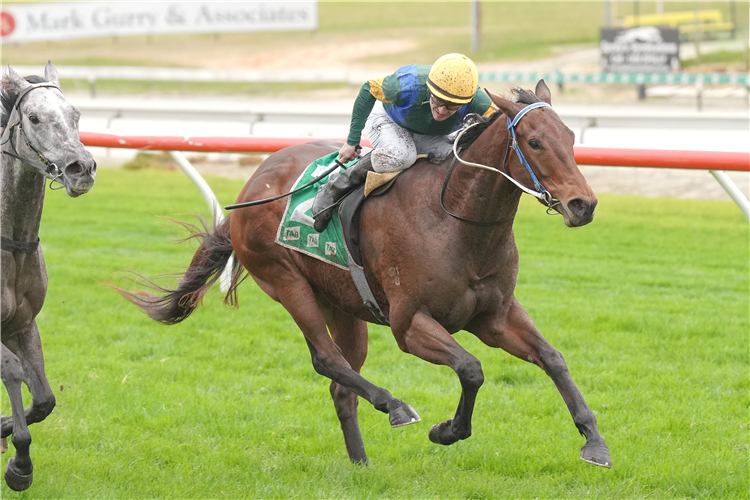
0,2,318,43
600,26,680,73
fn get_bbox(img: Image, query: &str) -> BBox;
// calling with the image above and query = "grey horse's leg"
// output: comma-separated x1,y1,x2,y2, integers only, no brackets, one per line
1,344,34,491
276,278,419,428
326,311,369,464
1,322,56,437
392,311,484,445
473,297,612,468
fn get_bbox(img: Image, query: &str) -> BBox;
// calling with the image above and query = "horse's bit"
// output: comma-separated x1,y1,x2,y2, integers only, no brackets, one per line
1,82,65,187
452,101,562,215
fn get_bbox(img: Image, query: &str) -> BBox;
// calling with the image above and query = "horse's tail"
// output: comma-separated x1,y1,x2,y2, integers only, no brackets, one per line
112,214,246,325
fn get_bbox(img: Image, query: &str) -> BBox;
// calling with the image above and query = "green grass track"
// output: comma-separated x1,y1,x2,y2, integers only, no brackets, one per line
2,168,747,498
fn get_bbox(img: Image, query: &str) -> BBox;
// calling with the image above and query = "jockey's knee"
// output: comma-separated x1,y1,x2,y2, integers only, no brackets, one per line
372,146,417,173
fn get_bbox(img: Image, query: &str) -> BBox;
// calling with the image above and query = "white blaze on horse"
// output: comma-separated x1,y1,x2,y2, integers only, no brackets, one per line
1,62,96,491
116,80,612,469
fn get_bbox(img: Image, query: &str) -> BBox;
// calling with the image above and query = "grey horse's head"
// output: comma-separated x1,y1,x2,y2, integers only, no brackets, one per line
2,61,96,197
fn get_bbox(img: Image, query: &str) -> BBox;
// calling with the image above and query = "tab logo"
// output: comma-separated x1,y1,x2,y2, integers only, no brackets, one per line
325,242,337,256
307,234,319,248
284,227,300,241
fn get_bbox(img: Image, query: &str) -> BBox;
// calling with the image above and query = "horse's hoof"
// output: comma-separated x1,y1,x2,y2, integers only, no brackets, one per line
428,420,460,446
580,443,612,468
5,458,33,491
389,404,421,427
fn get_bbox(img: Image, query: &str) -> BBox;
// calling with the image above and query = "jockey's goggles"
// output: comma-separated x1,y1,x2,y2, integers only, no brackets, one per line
429,93,464,112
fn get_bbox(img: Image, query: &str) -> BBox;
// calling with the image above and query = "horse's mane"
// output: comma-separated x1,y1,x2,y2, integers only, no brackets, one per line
1,74,47,129
456,87,542,150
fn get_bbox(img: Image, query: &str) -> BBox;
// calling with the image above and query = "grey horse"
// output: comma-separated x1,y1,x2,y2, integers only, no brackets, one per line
1,61,96,491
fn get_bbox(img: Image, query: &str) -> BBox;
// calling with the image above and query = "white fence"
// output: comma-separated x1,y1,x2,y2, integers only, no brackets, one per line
72,96,749,142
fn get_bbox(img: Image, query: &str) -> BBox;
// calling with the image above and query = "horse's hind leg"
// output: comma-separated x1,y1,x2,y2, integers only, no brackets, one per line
473,297,612,468
1,344,34,491
326,311,369,464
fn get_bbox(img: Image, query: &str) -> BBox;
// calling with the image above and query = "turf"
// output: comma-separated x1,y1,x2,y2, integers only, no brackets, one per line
1,168,748,499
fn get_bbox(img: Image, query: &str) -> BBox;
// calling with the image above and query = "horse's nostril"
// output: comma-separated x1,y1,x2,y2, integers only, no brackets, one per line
567,198,591,217
65,162,83,175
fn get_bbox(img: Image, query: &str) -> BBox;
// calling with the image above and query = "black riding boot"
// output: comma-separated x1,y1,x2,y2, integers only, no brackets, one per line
311,153,373,232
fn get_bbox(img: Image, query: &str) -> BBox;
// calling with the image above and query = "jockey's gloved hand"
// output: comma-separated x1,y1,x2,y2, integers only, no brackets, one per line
339,143,360,163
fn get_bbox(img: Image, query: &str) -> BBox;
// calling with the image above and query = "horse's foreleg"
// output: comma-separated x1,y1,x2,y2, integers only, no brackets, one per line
394,311,484,446
19,321,56,426
326,311,369,464
277,281,419,429
1,344,34,491
473,297,612,468
1,322,56,436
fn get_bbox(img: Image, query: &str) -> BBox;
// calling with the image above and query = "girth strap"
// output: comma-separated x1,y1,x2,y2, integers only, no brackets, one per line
338,182,395,326
1,236,40,253
346,255,390,326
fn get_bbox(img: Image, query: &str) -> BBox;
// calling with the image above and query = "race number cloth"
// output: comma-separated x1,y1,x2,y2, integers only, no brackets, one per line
275,151,358,270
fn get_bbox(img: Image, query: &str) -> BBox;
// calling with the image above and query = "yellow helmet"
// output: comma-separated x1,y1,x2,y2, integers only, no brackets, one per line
427,53,479,104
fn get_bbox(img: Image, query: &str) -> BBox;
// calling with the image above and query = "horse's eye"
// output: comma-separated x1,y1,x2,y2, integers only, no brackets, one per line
528,139,541,150
29,115,40,125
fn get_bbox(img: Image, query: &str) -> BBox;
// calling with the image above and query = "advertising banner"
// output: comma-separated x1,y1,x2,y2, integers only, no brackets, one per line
1,2,318,43
600,26,680,73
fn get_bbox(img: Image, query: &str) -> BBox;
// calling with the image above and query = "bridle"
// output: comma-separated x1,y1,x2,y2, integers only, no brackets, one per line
445,101,563,224
1,82,65,187
1,82,65,254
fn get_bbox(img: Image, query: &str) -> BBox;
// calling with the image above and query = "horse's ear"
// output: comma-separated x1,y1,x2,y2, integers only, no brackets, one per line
3,64,32,97
535,79,551,105
44,61,60,87
485,88,521,120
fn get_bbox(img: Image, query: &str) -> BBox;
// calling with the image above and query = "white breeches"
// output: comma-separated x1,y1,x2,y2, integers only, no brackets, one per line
363,101,455,173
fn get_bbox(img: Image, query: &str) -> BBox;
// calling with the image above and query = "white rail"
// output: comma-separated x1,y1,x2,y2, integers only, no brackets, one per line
74,98,749,142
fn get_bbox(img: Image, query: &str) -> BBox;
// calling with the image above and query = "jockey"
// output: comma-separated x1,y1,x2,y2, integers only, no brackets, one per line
311,53,497,232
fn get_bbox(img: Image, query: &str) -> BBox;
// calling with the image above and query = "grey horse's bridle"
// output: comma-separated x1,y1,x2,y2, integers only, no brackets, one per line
1,82,66,253
1,82,65,186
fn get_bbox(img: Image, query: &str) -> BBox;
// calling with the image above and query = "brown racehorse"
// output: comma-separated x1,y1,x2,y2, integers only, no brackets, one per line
117,80,612,468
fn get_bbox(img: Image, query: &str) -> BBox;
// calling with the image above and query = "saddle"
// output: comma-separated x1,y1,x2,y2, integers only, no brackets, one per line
337,171,401,326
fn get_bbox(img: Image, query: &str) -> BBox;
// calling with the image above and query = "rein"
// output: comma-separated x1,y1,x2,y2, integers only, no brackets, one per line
450,102,562,218
439,153,517,226
1,82,64,253
1,83,65,186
